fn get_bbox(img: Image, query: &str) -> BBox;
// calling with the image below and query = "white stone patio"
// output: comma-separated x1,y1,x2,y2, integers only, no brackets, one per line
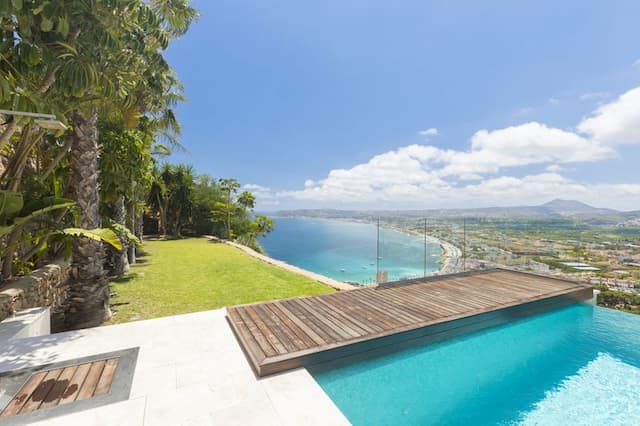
0,309,349,425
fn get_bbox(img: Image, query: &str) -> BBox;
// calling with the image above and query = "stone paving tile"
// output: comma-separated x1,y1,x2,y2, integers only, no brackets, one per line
261,369,350,426
28,396,147,426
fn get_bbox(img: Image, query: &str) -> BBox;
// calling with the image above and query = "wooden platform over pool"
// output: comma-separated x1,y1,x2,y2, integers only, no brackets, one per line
226,269,593,376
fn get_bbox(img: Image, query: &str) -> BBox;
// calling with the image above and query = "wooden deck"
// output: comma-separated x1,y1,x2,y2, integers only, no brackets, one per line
0,357,120,419
227,269,593,376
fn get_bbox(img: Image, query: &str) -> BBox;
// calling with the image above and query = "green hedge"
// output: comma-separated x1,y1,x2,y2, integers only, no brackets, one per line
598,290,640,314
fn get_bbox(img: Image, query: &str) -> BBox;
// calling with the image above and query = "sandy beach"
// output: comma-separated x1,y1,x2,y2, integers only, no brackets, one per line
383,224,462,275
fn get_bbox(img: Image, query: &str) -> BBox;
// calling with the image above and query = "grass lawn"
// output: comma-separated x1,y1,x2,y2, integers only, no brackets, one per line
107,237,334,324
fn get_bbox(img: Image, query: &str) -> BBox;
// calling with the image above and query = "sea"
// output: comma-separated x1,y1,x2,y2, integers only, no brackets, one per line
260,217,441,285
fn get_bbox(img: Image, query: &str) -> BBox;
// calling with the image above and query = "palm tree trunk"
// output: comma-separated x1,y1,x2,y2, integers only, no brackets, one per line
156,192,167,235
226,190,231,239
111,195,130,275
133,192,143,260
128,197,137,264
65,110,111,329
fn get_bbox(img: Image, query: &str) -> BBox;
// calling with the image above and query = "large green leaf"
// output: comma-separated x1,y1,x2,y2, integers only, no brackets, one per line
0,225,13,238
21,197,75,216
0,201,75,238
61,228,123,251
106,220,142,248
0,190,24,218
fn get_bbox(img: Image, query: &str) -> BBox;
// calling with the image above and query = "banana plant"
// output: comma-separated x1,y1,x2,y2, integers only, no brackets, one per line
58,228,122,251
0,190,23,218
0,198,76,239
1,197,122,278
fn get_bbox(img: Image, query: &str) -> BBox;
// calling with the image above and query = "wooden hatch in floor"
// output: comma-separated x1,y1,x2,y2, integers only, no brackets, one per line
0,347,138,424
227,269,593,376
1,358,119,418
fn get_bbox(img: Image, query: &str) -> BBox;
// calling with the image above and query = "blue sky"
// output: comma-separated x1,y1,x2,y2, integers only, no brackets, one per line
166,0,640,211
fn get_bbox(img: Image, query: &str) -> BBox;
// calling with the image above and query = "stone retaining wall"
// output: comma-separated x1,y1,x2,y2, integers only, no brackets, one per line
0,260,70,331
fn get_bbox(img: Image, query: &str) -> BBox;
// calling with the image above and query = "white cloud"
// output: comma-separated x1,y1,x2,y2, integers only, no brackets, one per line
243,184,280,207
633,59,640,69
279,144,450,203
243,183,270,192
456,173,640,208
280,171,640,210
440,122,612,177
273,86,640,210
418,128,438,137
577,87,640,145
548,97,560,104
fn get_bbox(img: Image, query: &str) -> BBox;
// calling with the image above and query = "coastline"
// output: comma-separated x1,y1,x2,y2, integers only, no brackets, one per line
272,215,462,276
383,223,462,275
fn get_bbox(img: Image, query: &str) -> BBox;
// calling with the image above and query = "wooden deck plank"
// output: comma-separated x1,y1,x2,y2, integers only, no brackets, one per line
253,304,301,353
58,362,92,406
0,371,47,418
232,306,276,358
76,361,105,401
470,274,543,293
407,284,491,312
94,358,119,396
313,295,381,334
227,269,593,376
426,283,502,310
38,365,79,410
19,368,63,414
310,295,378,336
382,287,461,317
447,279,524,305
273,301,327,346
0,357,125,420
293,297,362,339
334,291,410,329
279,299,341,343
350,290,423,325
263,303,315,349
245,305,288,355
319,292,387,332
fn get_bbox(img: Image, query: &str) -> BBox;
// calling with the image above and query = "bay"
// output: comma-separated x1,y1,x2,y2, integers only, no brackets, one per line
260,217,441,285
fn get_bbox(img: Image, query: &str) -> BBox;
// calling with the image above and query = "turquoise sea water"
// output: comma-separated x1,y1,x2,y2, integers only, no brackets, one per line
260,217,441,284
310,304,640,425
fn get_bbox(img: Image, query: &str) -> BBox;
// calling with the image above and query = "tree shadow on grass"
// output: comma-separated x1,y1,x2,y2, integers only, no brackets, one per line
143,235,188,242
109,273,140,284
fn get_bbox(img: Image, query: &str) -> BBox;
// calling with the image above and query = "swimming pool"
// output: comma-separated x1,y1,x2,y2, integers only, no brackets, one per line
309,303,640,425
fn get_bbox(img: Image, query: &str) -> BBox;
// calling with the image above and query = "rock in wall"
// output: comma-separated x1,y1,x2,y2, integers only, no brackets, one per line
0,260,70,332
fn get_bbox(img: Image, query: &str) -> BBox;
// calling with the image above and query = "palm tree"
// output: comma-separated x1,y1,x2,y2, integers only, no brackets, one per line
218,178,241,239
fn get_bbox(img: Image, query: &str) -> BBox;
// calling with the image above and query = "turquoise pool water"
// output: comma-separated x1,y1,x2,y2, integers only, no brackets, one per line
260,217,441,284
309,304,640,425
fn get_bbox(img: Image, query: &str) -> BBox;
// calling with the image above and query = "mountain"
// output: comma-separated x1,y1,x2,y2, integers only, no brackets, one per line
539,199,616,216
276,199,624,220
